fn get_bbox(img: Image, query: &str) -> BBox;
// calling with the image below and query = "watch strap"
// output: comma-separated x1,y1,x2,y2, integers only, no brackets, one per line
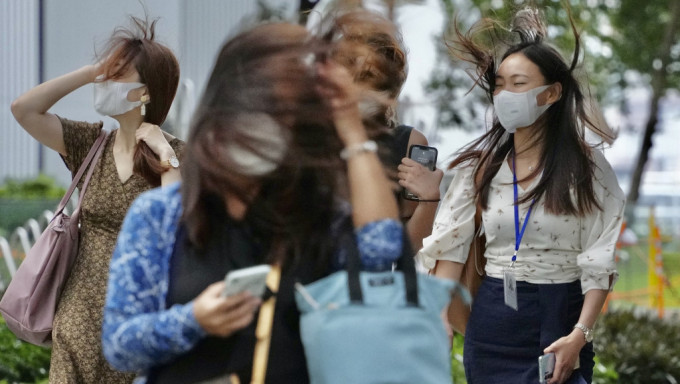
573,323,593,342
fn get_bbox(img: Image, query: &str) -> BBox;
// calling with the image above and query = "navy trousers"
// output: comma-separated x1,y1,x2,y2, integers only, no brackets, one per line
463,276,594,384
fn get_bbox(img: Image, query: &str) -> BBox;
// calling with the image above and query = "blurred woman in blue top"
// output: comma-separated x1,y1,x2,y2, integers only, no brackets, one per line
102,22,403,383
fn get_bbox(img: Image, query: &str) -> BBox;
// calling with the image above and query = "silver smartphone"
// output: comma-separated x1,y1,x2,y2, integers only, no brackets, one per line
221,264,271,298
538,352,556,383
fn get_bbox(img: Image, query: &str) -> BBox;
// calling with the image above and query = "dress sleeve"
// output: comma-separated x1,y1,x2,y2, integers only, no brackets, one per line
578,149,626,293
102,191,206,373
57,116,104,176
417,164,477,270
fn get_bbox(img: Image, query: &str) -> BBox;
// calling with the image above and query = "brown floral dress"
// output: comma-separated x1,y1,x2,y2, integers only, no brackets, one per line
50,117,184,384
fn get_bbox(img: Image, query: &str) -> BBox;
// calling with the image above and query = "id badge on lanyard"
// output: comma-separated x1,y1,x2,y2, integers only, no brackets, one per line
505,152,535,311
503,268,518,310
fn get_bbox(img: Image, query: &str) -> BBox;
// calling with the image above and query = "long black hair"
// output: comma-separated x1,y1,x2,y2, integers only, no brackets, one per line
447,6,613,216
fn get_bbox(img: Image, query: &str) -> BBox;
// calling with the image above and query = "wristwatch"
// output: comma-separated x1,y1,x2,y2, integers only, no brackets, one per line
161,155,180,171
573,323,593,343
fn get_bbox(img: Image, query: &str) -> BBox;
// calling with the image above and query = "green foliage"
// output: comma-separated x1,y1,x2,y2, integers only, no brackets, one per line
605,0,680,89
592,355,619,384
595,309,680,383
0,318,50,383
0,175,66,200
451,333,466,383
428,0,679,130
0,175,65,232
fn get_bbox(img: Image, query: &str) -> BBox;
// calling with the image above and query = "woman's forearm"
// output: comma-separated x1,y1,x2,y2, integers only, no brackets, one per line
577,289,609,329
405,201,438,252
343,129,399,227
11,65,98,154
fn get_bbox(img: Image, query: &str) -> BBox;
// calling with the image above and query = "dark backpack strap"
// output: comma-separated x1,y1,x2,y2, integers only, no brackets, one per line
346,227,418,306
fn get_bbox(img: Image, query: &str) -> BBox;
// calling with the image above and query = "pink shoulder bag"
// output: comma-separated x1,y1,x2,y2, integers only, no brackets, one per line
0,130,108,346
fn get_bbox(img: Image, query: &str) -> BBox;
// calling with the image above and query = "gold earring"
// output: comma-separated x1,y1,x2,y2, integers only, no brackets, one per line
140,95,149,116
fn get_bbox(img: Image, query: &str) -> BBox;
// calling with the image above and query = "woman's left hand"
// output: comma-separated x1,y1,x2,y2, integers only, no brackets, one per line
544,329,586,384
135,122,175,159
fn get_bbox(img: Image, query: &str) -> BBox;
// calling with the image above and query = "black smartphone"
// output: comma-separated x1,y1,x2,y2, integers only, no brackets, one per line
403,144,438,201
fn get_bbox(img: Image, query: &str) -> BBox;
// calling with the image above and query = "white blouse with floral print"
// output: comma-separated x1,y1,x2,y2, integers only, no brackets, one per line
418,149,625,294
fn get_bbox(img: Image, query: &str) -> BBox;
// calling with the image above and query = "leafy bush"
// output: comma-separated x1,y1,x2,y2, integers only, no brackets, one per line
451,333,466,383
0,318,50,383
595,309,680,384
0,175,65,232
0,175,66,199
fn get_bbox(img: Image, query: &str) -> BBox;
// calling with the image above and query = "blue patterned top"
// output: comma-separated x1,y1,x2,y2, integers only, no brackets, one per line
102,183,403,381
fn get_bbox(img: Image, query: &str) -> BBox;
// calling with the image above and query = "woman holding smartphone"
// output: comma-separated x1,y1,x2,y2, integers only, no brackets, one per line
320,9,444,254
102,22,402,383
418,6,625,384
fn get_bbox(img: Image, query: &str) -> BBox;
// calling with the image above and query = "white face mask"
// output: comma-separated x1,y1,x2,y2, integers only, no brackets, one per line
493,85,552,133
225,113,289,176
93,76,145,117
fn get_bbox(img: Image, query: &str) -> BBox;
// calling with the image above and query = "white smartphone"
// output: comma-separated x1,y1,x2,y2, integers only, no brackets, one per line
222,264,271,298
538,352,556,383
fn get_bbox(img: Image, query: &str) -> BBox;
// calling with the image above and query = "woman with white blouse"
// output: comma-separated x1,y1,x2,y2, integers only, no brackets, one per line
418,7,625,384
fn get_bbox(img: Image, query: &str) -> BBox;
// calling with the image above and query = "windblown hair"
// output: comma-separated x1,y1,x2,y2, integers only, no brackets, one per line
447,5,612,216
320,9,408,127
97,16,180,187
181,23,347,269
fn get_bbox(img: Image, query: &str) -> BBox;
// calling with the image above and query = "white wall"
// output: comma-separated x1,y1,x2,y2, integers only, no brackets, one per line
0,0,40,179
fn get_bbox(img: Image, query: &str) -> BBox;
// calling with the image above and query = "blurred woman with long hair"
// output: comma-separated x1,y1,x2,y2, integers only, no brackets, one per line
102,22,402,383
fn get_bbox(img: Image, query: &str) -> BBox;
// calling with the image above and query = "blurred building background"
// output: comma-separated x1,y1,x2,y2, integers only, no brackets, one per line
0,0,298,185
2,0,679,236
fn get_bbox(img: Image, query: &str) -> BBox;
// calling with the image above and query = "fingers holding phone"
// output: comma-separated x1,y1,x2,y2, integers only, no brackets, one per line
193,281,262,337
399,145,443,201
538,352,556,383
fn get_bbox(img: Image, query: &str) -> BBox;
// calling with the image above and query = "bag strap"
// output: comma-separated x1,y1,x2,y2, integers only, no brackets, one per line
346,228,419,307
472,201,485,276
54,130,108,216
251,264,281,384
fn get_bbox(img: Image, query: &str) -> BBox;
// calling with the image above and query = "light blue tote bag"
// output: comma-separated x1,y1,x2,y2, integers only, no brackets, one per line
295,236,470,384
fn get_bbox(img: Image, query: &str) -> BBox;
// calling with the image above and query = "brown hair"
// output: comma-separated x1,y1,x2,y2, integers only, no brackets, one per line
446,6,610,217
321,9,407,126
98,16,180,187
182,23,346,269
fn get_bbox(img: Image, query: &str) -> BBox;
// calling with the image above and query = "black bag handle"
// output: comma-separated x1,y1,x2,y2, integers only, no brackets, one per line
346,228,419,307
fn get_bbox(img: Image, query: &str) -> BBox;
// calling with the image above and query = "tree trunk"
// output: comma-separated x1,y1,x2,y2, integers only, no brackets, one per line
625,0,680,223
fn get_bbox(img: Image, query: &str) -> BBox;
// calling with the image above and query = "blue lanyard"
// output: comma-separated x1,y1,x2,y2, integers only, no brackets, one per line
512,152,535,266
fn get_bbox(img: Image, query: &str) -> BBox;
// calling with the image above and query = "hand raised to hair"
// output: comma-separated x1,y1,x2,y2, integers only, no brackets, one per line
135,122,175,160
398,158,444,201
314,60,367,146
192,282,262,337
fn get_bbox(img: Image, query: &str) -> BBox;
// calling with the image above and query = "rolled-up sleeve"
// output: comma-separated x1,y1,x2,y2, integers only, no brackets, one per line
417,164,477,270
578,150,626,293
